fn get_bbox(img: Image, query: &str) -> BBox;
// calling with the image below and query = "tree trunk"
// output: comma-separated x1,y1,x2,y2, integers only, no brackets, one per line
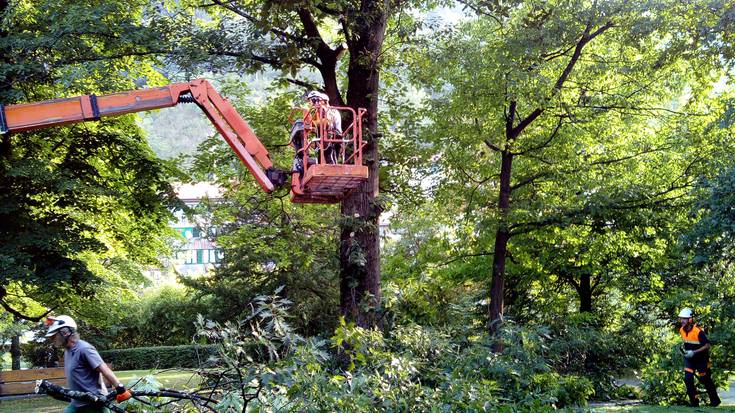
10,333,21,370
485,16,609,347
489,151,513,346
338,2,389,328
579,273,593,313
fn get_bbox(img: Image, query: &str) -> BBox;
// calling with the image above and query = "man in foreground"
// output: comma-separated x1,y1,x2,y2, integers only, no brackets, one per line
45,315,132,413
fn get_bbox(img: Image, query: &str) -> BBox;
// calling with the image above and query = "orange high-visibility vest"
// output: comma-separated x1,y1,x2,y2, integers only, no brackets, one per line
680,325,704,347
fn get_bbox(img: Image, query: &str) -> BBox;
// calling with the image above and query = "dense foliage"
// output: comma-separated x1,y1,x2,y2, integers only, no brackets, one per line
99,345,218,371
4,0,735,410
0,0,182,323
118,290,602,412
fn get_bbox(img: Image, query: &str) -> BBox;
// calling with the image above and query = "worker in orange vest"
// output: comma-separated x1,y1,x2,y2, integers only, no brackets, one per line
678,308,720,407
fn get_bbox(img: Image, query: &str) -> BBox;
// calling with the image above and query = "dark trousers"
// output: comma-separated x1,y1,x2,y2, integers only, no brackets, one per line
684,357,720,406
323,143,340,164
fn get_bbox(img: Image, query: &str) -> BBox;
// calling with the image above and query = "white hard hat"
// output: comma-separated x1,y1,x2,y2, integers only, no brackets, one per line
306,90,329,102
45,315,77,337
678,308,693,318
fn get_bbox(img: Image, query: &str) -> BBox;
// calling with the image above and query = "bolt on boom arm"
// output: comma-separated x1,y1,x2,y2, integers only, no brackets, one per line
0,79,286,192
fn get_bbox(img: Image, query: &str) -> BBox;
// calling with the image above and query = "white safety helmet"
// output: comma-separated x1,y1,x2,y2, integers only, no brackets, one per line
44,315,77,337
678,308,693,319
306,90,329,103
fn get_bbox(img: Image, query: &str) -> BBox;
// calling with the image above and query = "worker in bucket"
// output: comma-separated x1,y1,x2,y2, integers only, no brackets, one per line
45,315,132,412
306,90,342,164
678,308,720,407
290,90,343,175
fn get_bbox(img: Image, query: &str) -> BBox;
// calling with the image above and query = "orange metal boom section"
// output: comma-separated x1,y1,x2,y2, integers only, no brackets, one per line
0,79,279,193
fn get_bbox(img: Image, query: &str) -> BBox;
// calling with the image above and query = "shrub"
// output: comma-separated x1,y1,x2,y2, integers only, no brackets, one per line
532,373,595,408
609,383,641,400
21,341,62,368
116,290,600,412
641,341,727,406
543,312,657,400
88,285,211,350
640,359,687,404
99,345,218,370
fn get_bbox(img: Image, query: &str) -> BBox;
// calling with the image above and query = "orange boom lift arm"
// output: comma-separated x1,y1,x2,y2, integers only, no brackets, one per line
0,79,286,193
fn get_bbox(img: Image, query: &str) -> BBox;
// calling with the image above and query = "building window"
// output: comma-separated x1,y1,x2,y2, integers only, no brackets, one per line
185,249,197,264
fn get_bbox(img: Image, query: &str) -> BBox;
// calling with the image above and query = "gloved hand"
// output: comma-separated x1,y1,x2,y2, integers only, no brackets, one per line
115,384,132,402
684,350,695,359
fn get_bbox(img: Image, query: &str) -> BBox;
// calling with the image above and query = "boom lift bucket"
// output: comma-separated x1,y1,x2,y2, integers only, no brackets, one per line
289,106,368,204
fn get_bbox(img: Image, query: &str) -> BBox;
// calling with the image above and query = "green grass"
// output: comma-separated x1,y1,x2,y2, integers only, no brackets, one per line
593,405,735,412
0,369,199,413
0,396,66,413
117,369,201,389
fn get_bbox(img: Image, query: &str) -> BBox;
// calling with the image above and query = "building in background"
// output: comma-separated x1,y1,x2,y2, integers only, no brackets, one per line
145,182,223,285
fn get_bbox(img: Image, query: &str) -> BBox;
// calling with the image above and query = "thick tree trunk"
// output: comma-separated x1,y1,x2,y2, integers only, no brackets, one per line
489,151,513,346
339,2,389,328
579,273,593,313
11,334,21,370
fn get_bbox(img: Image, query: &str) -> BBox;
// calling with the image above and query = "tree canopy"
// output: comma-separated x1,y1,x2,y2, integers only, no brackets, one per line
0,0,181,321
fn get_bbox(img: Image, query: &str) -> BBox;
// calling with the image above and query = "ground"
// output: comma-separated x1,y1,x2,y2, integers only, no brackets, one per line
0,369,198,413
3,370,735,412
590,377,735,412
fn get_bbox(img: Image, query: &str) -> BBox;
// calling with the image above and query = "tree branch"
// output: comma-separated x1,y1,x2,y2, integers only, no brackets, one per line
484,139,501,152
339,14,353,46
505,100,517,139
297,8,329,51
578,104,708,116
212,50,282,66
208,0,313,49
457,163,497,185
587,144,673,166
60,50,169,64
0,289,55,321
286,77,319,91
511,19,614,139
591,273,603,292
510,171,551,192
457,0,504,26
432,251,495,268
541,44,576,61
559,270,581,290
315,4,340,16
513,116,564,156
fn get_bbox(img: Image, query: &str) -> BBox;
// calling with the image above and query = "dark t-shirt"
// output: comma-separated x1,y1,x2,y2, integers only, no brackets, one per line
64,339,105,407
